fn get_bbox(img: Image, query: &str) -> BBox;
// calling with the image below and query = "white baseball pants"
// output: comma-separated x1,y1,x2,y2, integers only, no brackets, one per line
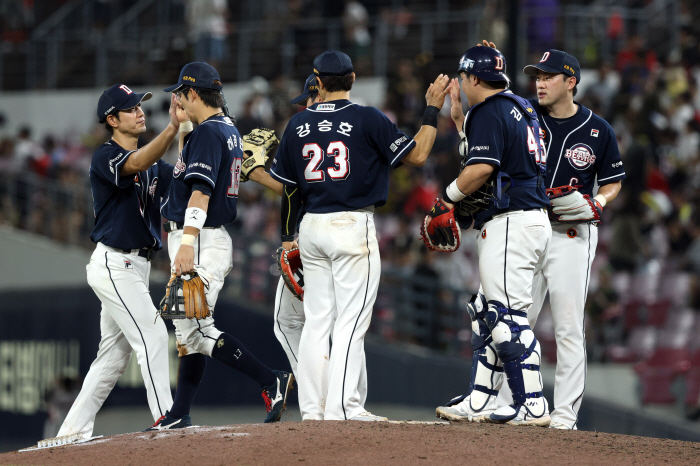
167,227,233,358
58,243,173,439
296,209,379,420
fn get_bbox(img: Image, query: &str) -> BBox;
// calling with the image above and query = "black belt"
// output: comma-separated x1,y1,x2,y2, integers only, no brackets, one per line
163,221,221,233
120,248,157,261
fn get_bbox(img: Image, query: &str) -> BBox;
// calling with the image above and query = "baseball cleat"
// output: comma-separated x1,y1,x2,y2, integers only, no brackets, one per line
435,395,495,422
349,412,388,421
489,403,551,427
548,421,570,429
263,370,294,423
144,411,192,431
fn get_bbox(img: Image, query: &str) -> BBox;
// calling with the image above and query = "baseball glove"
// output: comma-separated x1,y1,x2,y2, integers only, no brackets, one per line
421,199,462,252
546,185,603,223
159,271,211,320
276,247,303,301
240,127,280,182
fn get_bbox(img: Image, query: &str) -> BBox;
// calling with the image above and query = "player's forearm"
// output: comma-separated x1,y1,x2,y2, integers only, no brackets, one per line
178,121,193,153
249,170,284,196
594,181,621,207
455,163,494,195
120,123,178,176
402,125,437,167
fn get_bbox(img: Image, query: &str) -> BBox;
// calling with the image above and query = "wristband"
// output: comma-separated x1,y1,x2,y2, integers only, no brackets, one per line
281,235,295,242
184,207,207,231
179,121,193,133
422,105,440,128
444,180,467,203
181,234,196,246
593,194,607,207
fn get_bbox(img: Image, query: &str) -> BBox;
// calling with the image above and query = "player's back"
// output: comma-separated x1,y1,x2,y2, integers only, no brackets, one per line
271,100,414,213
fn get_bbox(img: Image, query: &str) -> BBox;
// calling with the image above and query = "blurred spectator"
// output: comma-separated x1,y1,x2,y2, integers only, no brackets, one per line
524,0,559,56
12,126,48,175
187,0,229,68
343,1,372,74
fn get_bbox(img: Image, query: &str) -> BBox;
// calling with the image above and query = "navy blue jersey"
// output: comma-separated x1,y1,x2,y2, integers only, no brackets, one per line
529,99,625,195
269,100,415,213
89,140,173,250
464,91,549,223
161,115,242,226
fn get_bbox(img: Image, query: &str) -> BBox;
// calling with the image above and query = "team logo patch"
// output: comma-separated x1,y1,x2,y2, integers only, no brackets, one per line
565,143,596,170
459,56,475,70
567,228,577,238
173,152,186,177
591,129,599,137
149,177,158,198
481,229,486,239
124,260,133,269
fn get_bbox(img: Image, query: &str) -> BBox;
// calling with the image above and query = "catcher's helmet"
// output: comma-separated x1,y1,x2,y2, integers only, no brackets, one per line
457,46,510,86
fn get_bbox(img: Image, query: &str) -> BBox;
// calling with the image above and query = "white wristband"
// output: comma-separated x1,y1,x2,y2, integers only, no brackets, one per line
181,234,196,246
179,121,193,133
445,180,467,203
593,194,607,207
184,207,207,231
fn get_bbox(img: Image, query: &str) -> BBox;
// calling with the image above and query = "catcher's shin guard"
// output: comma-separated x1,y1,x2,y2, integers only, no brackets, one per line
466,294,503,410
486,301,548,424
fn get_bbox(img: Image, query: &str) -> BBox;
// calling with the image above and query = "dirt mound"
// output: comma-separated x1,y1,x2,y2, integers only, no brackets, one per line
4,421,700,465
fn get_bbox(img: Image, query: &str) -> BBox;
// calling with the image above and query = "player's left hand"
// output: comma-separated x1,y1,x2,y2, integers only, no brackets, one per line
478,39,497,49
173,244,196,276
282,240,298,251
448,78,465,127
425,74,450,110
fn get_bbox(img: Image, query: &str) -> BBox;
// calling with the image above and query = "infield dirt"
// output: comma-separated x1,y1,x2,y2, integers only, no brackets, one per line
3,420,700,465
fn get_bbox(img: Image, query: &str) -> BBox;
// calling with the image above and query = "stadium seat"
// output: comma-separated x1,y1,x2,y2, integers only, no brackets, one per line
635,348,691,405
605,326,657,363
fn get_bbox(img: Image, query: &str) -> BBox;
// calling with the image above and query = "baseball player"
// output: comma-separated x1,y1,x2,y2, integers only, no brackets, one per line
511,49,624,429
247,74,369,406
270,50,449,421
149,61,293,430
43,85,184,445
432,45,552,426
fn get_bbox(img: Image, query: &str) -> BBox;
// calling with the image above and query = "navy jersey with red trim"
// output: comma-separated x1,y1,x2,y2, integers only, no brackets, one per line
161,115,242,226
464,91,549,215
89,140,173,250
529,99,625,194
269,99,415,213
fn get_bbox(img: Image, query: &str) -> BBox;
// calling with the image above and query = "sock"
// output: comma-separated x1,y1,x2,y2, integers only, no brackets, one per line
211,333,276,389
169,353,206,419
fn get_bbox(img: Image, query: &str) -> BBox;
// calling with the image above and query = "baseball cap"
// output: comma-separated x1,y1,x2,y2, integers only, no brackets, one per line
523,49,581,83
163,61,223,93
97,84,152,123
290,74,320,105
313,50,353,77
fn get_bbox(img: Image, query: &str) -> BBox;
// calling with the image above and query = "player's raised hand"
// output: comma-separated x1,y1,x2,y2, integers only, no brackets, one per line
478,39,497,49
425,74,450,109
168,93,189,128
449,78,465,127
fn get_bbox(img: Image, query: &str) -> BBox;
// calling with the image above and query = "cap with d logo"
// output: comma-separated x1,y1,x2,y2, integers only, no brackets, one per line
97,84,152,123
523,49,581,83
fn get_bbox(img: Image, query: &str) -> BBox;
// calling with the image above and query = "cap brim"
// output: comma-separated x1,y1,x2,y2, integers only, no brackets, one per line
122,91,152,109
163,83,184,93
290,93,310,105
523,64,564,76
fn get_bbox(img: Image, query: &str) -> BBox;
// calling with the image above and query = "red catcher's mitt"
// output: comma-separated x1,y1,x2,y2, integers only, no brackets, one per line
421,198,462,252
276,247,303,301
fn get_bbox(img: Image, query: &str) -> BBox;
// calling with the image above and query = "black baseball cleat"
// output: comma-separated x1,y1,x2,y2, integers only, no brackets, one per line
143,411,192,431
262,370,294,423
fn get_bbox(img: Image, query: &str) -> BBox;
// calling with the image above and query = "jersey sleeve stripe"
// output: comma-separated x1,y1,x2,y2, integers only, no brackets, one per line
183,172,216,187
597,172,626,183
390,139,416,166
113,150,135,185
270,169,297,185
467,156,501,166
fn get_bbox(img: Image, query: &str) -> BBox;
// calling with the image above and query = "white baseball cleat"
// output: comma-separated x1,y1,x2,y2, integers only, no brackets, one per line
435,395,495,422
349,411,388,421
548,421,570,429
490,403,551,427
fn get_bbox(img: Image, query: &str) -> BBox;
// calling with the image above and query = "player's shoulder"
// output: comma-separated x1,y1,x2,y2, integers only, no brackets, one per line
582,104,615,133
198,116,239,137
93,140,129,161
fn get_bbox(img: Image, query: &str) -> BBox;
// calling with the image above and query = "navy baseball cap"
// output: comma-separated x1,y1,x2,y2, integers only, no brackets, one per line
97,84,152,123
164,61,223,93
523,49,581,83
313,50,353,77
290,74,320,105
